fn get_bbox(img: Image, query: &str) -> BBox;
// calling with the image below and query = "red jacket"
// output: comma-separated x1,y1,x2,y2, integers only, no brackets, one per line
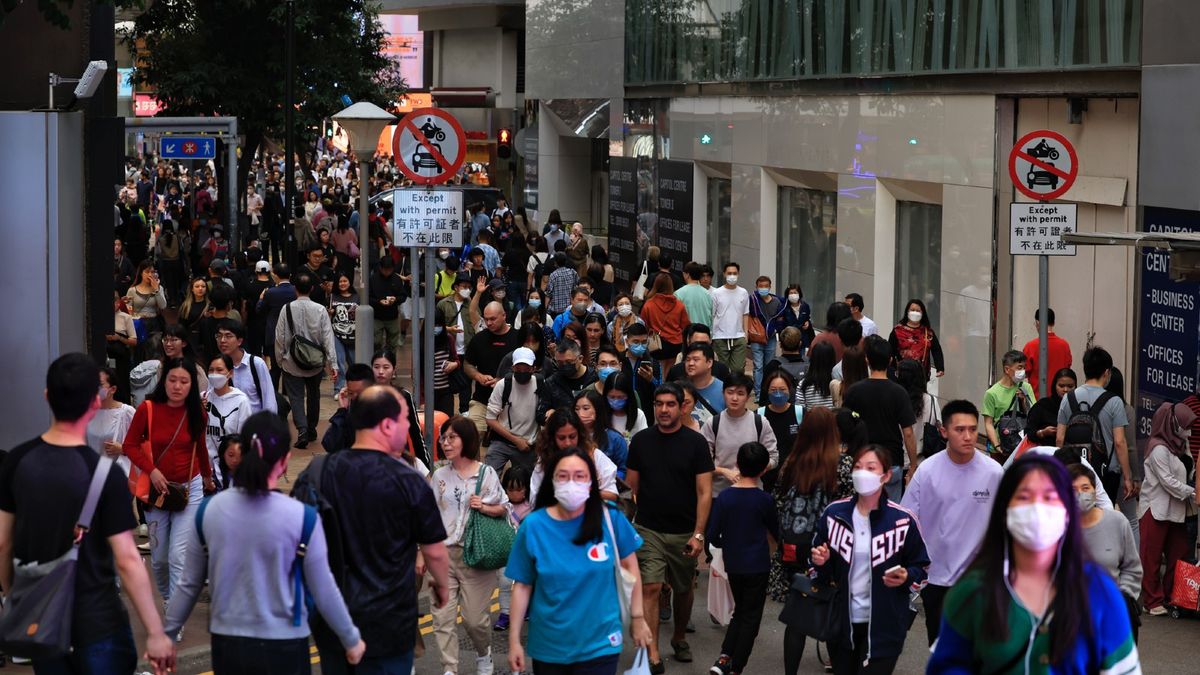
124,401,211,483
1022,332,1072,397
640,294,690,345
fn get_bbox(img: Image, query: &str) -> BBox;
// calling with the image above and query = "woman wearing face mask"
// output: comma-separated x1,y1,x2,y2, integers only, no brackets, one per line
430,312,458,416
604,371,648,441
506,448,651,675
639,273,691,375
87,367,136,475
529,410,619,502
759,371,804,492
779,284,814,355
1137,401,1198,616
807,444,929,674
929,454,1140,672
575,390,628,479
429,416,508,675
749,276,786,397
204,355,252,487
1069,463,1142,640
887,298,944,380
1024,368,1077,448
607,292,644,356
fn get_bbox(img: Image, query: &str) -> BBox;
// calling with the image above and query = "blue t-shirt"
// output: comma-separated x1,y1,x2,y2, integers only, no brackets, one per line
705,486,779,575
698,377,726,415
599,429,629,479
506,506,643,665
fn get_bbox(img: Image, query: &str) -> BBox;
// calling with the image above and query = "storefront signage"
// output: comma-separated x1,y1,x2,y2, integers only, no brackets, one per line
1008,130,1078,201
391,188,464,247
1136,207,1200,452
1009,203,1077,256
608,156,639,284
656,159,694,272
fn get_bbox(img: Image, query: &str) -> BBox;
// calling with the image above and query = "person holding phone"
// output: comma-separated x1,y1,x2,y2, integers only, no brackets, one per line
808,444,930,674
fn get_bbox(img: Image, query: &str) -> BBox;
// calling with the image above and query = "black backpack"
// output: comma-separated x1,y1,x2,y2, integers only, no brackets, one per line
710,410,764,443
996,388,1031,457
290,454,345,587
531,253,549,289
1063,390,1117,471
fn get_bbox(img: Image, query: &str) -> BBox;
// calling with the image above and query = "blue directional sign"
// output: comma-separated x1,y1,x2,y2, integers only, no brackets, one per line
159,136,217,160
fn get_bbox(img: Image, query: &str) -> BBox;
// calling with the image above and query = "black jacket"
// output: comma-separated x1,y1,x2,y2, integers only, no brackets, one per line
537,367,599,420
369,270,409,321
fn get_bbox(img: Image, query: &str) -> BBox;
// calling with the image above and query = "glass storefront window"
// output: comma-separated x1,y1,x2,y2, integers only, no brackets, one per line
895,201,943,332
778,187,837,313
707,178,732,268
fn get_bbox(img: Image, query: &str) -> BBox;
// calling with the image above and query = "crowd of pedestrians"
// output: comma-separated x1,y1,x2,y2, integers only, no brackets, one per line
2,153,1186,675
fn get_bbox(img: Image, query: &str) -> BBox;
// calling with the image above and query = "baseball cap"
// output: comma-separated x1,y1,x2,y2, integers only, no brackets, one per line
255,260,271,273
487,278,506,291
210,259,227,272
513,348,536,367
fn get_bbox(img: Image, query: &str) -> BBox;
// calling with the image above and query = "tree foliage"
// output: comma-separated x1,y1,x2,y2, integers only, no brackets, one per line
0,0,141,29
128,0,405,194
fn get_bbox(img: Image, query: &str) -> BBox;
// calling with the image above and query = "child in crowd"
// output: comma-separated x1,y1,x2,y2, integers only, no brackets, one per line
217,433,243,490
494,466,533,632
706,442,780,675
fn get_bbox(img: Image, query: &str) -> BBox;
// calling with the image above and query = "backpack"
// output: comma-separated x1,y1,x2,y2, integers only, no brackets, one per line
769,359,809,398
1064,390,1117,471
710,410,764,443
500,373,542,412
531,253,549,290
996,387,1031,457
290,454,346,588
196,495,318,627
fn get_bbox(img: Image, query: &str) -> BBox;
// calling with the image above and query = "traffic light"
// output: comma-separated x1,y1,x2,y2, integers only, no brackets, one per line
325,123,334,139
497,128,512,159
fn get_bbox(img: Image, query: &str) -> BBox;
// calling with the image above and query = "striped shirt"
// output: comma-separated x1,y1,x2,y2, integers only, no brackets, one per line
796,383,834,411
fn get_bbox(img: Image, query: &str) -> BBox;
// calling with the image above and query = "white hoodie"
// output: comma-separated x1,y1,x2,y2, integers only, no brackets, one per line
206,386,253,483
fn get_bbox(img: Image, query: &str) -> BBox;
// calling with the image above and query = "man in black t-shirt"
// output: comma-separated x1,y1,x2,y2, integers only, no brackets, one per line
464,302,522,436
306,386,450,674
843,335,918,500
0,354,174,672
626,383,715,671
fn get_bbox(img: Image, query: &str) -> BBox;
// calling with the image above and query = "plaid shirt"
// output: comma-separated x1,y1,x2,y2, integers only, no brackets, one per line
546,267,578,314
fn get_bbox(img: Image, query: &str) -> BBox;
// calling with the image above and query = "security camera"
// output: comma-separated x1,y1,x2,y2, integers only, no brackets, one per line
73,60,108,99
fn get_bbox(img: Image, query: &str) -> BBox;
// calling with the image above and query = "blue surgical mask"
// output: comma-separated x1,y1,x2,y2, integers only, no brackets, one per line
607,397,628,411
597,366,618,382
528,299,542,309
629,343,648,357
768,390,790,406
756,287,770,296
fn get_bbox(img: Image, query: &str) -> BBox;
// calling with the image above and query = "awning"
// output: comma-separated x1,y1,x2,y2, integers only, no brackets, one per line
1062,231,1200,250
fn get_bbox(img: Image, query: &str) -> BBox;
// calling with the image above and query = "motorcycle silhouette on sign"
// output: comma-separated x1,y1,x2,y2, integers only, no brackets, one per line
412,118,449,172
1025,139,1060,161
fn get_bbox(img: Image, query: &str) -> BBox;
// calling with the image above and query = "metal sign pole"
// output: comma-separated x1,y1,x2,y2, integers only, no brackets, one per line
424,248,436,455
1038,254,1050,397
410,245,422,406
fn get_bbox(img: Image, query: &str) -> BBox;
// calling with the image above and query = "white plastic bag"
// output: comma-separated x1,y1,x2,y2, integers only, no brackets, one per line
624,647,652,675
707,546,735,626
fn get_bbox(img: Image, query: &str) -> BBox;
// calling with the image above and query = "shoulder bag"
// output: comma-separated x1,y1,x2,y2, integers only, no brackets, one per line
921,393,946,458
0,457,114,658
129,402,190,510
462,466,515,570
632,261,649,301
778,571,845,643
602,504,637,630
286,303,327,370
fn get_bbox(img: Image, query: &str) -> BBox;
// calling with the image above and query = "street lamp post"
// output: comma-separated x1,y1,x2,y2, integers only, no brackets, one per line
331,102,396,365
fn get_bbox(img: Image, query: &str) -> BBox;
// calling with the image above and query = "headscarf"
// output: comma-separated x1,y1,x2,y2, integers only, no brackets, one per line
1147,401,1197,457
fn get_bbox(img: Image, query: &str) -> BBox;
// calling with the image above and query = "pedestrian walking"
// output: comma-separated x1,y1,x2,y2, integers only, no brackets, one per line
274,271,338,449
887,298,944,379
710,263,750,376
1137,401,1197,616
1071,463,1142,639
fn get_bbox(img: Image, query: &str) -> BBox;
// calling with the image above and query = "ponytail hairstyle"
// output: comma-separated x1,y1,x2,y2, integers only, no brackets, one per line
234,411,292,496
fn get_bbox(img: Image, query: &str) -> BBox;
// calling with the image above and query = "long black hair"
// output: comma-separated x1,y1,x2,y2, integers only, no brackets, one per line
234,413,292,496
603,371,640,433
801,341,836,396
533,446,604,545
575,389,612,451
149,357,206,442
968,454,1091,664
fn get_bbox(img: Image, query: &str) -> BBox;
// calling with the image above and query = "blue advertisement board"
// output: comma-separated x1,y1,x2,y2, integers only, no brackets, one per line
1136,207,1200,451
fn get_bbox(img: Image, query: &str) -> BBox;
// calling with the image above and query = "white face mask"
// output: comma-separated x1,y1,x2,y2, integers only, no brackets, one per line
787,293,800,304
1006,503,1067,551
208,373,228,391
1075,490,1096,513
617,304,633,317
725,275,739,286
1013,369,1027,383
907,310,923,323
458,288,472,300
553,480,590,511
851,469,883,497
439,251,450,260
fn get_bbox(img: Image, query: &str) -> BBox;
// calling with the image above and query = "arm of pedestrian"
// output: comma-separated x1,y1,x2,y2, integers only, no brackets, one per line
0,510,13,592
111,530,176,673
421,541,452,608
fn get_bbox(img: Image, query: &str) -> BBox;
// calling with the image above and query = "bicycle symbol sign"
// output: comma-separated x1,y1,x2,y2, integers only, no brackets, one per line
1008,130,1078,201
393,108,467,185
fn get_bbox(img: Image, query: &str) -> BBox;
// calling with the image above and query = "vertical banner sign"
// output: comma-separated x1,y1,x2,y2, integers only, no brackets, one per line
523,124,539,213
656,159,694,273
1136,207,1200,456
608,156,639,284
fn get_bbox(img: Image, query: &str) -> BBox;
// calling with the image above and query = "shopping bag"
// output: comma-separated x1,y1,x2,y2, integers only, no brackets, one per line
623,647,652,675
707,546,735,626
1169,559,1200,611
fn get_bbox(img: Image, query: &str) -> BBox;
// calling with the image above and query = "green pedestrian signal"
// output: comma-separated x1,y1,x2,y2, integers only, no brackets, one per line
699,133,713,145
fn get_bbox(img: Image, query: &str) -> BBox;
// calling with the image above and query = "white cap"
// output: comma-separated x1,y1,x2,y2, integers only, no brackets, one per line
512,347,536,367
255,260,271,273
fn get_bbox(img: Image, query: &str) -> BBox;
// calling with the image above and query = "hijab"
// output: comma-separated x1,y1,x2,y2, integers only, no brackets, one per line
1147,401,1196,457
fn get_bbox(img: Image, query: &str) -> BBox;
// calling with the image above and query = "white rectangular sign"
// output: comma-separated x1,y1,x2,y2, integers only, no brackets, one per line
392,189,464,248
1010,203,1077,256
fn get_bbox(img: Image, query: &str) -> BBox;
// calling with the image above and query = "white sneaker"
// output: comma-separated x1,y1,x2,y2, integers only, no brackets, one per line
1148,605,1168,616
476,649,494,675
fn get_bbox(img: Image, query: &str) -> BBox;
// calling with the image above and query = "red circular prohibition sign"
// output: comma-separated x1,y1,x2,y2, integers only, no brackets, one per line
1008,129,1079,201
393,107,468,185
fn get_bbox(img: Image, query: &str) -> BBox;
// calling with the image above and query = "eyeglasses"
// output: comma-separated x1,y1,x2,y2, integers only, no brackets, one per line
162,337,182,344
216,333,237,341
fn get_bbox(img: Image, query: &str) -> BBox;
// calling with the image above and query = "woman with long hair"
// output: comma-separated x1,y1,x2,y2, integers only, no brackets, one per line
1138,401,1198,616
529,409,619,501
795,342,837,416
888,298,945,379
503,231,531,308
507,448,651,674
371,349,430,467
808,445,930,674
639,273,691,374
164,412,366,673
329,273,357,393
574,390,628,479
809,302,854,362
928,454,1139,672
759,370,803,492
179,277,211,347
833,345,867,407
123,357,215,606
779,284,814,355
1024,368,1077,447
581,312,610,366
127,259,168,341
604,371,648,441
158,323,210,392
429,416,508,675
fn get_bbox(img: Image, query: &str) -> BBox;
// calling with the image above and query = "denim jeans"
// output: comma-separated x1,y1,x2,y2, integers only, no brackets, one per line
749,336,778,396
33,624,137,675
333,338,353,392
146,474,203,602
211,634,311,675
884,465,904,502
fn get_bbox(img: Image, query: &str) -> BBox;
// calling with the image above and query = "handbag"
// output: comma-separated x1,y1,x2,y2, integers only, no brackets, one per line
632,261,648,301
286,303,327,370
602,504,637,630
921,394,946,458
130,403,191,510
461,467,515,570
778,571,844,642
149,434,196,512
747,316,768,345
623,648,652,675
0,457,114,658
646,332,664,354
707,546,735,625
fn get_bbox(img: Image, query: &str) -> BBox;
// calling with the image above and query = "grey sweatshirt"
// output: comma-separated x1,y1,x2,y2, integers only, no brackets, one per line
701,410,779,495
165,490,360,648
1081,507,1142,599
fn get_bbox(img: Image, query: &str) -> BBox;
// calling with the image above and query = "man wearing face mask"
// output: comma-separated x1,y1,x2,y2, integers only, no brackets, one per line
485,348,543,474
901,399,1002,645
622,323,662,422
536,340,598,421
551,286,595,339
710,262,750,375
436,273,477,389
982,350,1037,456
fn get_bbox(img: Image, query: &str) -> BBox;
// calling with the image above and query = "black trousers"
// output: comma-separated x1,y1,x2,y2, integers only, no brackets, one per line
828,623,898,675
922,584,951,646
721,572,769,672
532,653,620,675
211,634,310,675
